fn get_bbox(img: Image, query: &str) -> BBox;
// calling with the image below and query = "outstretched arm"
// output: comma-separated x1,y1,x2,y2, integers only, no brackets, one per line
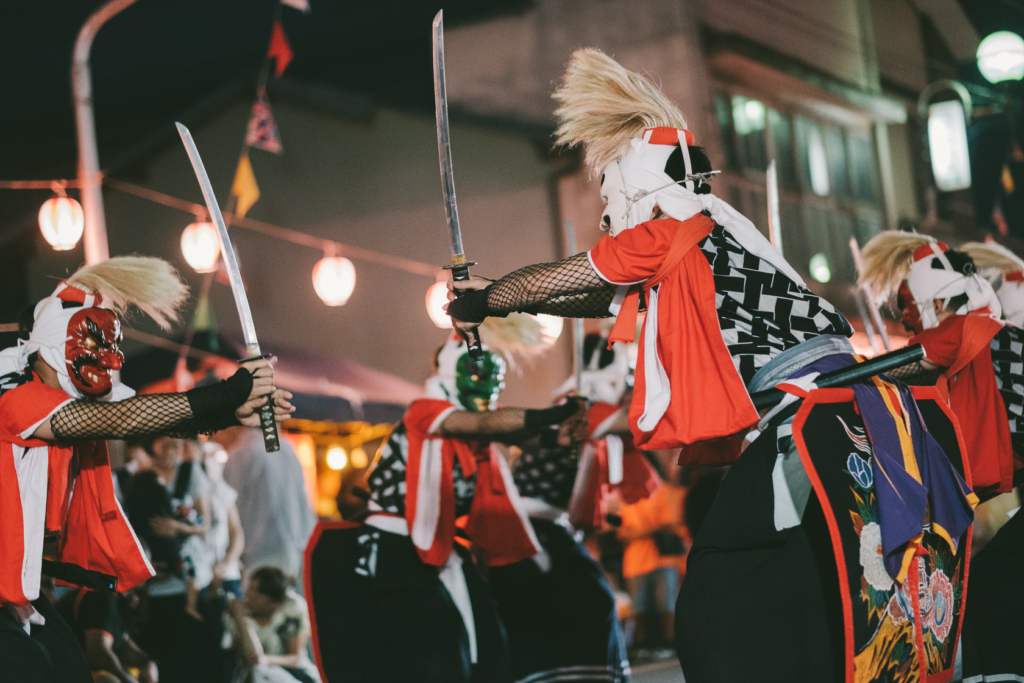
446,254,616,323
34,359,294,441
438,400,588,446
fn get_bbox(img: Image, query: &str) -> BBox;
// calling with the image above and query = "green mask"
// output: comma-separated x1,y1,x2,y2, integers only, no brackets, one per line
454,351,505,412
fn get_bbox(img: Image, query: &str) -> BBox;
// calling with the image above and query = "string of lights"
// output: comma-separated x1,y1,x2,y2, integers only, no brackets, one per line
0,175,460,324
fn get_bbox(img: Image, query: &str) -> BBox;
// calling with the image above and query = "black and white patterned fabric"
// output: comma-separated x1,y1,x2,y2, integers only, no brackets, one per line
511,444,579,509
991,324,1024,437
367,421,477,518
0,369,33,398
698,225,853,386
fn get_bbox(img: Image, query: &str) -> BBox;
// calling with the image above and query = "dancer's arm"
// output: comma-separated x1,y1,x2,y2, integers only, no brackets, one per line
33,360,293,441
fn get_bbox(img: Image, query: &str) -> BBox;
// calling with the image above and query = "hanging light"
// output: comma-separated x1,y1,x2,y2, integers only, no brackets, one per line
426,279,453,328
977,31,1024,84
38,195,84,251
313,251,356,306
180,221,221,273
535,314,564,345
928,100,972,192
326,446,347,470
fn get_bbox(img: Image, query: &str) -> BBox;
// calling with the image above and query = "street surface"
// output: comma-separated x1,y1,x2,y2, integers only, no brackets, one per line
633,659,684,682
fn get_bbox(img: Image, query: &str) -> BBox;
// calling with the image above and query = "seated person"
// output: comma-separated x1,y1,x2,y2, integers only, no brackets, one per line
228,566,321,683
57,587,158,683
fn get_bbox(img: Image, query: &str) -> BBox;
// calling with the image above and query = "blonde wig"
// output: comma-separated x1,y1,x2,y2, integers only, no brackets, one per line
66,256,189,330
553,48,687,177
858,231,937,304
960,242,1024,279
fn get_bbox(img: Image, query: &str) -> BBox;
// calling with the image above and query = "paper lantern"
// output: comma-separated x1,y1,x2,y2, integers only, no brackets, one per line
326,446,347,470
978,31,1024,84
38,196,84,251
535,314,564,345
928,101,972,192
180,222,221,273
313,256,356,306
426,280,453,328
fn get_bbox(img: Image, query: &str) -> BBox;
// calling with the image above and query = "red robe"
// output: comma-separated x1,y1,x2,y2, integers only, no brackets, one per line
0,375,153,606
570,402,661,530
403,399,538,567
588,215,758,463
910,312,1014,493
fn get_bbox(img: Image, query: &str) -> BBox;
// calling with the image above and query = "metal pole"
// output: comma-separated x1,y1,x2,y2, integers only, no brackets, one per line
72,0,140,265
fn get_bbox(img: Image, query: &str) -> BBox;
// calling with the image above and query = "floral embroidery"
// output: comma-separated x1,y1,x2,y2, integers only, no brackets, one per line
847,453,873,489
859,522,893,591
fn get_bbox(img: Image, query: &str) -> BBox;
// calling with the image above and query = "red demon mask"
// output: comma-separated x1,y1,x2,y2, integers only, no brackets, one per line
65,308,124,397
896,281,924,335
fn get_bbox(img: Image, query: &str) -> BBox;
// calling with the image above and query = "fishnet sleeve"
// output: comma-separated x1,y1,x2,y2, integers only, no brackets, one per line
50,393,236,441
885,362,943,386
439,407,527,438
486,253,618,318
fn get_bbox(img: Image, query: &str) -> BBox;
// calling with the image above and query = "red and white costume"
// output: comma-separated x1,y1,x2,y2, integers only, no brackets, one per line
401,398,539,567
0,284,152,606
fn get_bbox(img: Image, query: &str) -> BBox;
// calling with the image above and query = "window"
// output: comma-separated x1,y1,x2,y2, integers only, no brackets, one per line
849,134,878,203
769,109,798,189
796,118,830,196
715,94,738,169
825,127,851,199
732,96,768,171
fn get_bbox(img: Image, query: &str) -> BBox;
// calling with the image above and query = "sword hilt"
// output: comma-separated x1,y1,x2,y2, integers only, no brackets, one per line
239,353,281,453
444,260,484,364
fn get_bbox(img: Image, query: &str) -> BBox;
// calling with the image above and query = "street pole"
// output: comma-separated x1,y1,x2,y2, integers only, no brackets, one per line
72,0,140,265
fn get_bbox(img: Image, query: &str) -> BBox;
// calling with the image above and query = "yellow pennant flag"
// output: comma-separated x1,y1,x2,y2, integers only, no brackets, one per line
232,153,260,217
1002,164,1015,196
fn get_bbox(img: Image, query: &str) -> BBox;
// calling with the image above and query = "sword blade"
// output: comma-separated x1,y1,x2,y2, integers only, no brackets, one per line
175,123,261,356
433,10,465,264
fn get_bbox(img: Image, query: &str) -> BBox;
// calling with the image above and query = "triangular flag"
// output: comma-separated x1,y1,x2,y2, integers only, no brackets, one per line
268,20,293,78
192,292,220,353
281,0,310,12
1003,164,1015,195
232,153,260,217
245,90,284,154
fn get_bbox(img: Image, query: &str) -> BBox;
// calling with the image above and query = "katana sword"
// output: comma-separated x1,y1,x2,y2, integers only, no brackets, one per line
175,122,281,452
433,10,484,363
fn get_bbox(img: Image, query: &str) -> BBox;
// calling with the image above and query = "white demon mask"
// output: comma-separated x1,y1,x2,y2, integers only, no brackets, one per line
598,127,713,237
905,242,1001,330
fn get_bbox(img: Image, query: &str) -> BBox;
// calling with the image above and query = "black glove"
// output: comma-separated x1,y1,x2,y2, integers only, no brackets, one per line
525,396,585,431
446,286,506,323
185,368,253,427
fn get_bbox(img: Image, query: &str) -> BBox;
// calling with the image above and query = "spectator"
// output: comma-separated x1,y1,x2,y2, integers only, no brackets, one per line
214,427,316,581
201,441,245,598
607,451,687,656
128,437,219,683
126,437,213,621
57,588,158,683
228,567,321,683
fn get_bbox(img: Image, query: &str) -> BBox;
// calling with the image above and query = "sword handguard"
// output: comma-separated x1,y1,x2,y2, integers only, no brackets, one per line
239,353,281,453
444,261,485,364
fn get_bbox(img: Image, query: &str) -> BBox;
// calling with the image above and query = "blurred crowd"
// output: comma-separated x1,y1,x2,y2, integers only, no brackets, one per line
43,427,320,683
